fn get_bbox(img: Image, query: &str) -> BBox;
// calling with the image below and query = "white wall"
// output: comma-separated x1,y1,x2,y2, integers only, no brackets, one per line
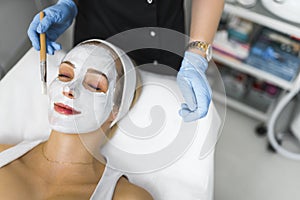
0,0,38,79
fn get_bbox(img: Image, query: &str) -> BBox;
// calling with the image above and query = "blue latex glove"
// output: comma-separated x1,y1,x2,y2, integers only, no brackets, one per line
27,0,78,55
177,51,212,122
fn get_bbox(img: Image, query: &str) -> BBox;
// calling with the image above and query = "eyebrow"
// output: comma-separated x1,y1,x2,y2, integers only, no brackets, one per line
87,68,107,77
61,61,75,68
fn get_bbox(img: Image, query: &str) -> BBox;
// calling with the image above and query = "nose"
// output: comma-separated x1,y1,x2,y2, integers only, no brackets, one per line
63,90,75,99
63,85,78,99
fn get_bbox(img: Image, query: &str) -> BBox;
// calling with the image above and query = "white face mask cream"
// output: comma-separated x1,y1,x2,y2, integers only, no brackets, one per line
48,42,117,134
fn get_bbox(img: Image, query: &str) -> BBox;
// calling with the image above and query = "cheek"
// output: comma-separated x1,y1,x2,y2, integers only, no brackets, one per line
49,80,63,99
94,95,107,106
73,90,106,113
92,95,108,113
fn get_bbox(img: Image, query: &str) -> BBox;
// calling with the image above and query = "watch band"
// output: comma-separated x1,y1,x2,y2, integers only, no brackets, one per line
186,41,212,62
187,41,209,52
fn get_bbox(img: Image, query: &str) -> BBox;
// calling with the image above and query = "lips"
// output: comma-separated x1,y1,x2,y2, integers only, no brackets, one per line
54,103,81,115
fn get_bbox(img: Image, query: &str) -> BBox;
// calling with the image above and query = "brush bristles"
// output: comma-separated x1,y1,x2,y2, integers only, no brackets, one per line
42,82,47,95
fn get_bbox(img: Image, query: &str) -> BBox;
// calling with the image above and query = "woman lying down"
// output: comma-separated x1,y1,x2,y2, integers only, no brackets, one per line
0,39,153,200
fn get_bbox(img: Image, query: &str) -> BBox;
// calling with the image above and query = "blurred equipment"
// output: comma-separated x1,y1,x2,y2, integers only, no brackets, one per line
291,95,300,142
246,28,300,82
267,77,300,160
237,0,257,8
213,15,260,61
261,0,300,24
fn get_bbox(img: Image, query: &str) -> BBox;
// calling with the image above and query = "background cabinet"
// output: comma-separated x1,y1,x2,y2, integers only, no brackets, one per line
211,1,300,123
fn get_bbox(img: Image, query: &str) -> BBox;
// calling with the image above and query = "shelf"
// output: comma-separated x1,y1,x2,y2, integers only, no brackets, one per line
215,2,300,124
213,90,268,121
212,51,293,91
224,2,300,38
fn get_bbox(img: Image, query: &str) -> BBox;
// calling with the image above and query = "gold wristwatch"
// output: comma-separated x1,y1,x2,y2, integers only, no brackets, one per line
187,41,213,62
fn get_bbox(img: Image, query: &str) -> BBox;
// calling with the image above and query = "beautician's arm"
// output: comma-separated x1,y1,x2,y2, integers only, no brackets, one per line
177,0,224,122
189,0,224,47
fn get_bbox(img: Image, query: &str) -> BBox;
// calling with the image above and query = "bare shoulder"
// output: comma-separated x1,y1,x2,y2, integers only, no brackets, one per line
0,144,14,153
114,177,153,200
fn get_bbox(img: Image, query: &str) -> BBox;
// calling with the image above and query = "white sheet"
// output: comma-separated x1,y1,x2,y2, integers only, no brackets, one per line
0,48,221,200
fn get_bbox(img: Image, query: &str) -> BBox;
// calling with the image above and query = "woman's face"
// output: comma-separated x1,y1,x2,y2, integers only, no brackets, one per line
48,44,117,134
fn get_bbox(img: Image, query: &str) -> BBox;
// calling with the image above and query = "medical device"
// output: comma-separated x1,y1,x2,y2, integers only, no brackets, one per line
261,0,300,24
267,74,300,160
257,0,300,159
39,11,47,94
237,0,257,8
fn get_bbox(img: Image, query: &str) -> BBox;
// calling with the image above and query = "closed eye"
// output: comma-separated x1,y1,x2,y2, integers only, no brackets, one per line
87,84,102,92
83,68,108,93
58,74,72,82
58,62,75,82
58,74,70,78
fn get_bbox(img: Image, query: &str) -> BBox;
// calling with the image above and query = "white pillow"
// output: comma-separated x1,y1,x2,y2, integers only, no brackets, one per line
0,48,221,200
102,70,219,200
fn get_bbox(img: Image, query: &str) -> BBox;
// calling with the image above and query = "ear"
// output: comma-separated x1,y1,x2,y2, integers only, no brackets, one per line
99,105,119,134
110,105,119,122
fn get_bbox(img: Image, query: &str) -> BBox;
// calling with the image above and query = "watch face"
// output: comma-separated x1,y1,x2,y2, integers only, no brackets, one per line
206,44,213,62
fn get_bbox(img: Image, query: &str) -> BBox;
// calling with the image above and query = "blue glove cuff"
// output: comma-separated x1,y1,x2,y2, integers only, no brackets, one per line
183,51,208,73
57,0,78,17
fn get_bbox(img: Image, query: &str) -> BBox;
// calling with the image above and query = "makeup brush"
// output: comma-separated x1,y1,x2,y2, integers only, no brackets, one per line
39,11,47,95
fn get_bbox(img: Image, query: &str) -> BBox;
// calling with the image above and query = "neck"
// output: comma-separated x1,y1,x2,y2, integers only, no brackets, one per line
36,129,107,185
43,129,107,166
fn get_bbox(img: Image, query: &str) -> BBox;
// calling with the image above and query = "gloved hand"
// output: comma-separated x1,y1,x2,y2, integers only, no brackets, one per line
27,0,78,55
177,51,212,122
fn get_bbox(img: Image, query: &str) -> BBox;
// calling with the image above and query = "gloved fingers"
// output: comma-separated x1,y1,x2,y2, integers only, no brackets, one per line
196,99,210,118
46,41,62,55
179,103,208,122
181,109,204,122
44,38,61,55
46,29,60,41
178,72,212,121
47,40,62,51
177,73,197,111
180,103,190,110
193,74,211,105
46,44,55,55
178,103,191,117
37,13,57,34
192,74,212,117
27,14,41,51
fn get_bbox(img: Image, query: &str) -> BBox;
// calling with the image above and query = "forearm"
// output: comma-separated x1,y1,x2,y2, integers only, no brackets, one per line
178,1,221,121
189,0,224,43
